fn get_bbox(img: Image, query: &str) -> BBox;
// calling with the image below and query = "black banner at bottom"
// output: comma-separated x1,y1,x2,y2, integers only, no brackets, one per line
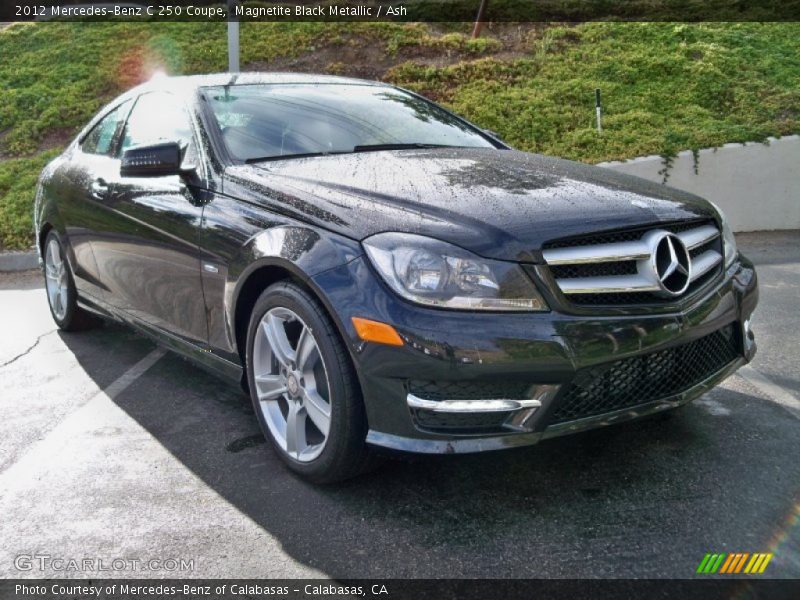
1,579,799,600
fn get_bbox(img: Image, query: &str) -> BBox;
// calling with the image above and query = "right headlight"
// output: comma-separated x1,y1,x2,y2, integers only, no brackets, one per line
363,232,548,312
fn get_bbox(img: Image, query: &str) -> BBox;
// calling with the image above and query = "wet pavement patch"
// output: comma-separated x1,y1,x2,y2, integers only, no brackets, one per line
226,434,266,453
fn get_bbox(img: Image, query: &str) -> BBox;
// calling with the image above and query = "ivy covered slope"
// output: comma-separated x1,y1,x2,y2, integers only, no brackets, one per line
1,22,798,250
389,23,799,163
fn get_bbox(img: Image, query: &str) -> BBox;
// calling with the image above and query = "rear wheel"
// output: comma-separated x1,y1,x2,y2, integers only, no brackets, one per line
246,281,377,483
43,231,94,331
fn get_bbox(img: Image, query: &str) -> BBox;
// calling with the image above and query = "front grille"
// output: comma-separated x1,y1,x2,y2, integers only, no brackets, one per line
542,220,724,308
408,380,535,401
549,325,740,425
551,261,638,279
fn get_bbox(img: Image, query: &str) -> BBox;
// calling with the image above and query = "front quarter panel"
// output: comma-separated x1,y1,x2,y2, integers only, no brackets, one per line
199,190,362,364
34,154,69,256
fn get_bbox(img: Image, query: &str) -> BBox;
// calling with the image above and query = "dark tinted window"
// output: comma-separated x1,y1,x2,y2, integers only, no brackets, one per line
119,92,197,166
81,101,131,156
203,83,494,161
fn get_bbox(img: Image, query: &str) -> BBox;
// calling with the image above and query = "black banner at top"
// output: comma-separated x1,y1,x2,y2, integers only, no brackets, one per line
3,0,800,22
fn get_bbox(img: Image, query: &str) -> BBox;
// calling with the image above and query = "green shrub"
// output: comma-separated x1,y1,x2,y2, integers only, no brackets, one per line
388,22,800,163
0,151,59,251
1,21,798,250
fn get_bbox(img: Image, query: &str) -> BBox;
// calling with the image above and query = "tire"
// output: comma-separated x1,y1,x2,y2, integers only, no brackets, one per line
42,231,95,331
245,281,378,483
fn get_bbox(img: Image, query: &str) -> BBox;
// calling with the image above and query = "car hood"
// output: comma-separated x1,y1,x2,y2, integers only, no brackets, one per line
224,148,717,262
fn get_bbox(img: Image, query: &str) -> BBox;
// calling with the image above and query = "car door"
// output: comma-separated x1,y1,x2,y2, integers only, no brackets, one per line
89,91,208,347
57,100,132,301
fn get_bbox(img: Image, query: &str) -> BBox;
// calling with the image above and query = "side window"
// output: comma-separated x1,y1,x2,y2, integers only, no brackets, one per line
81,101,131,156
118,92,198,166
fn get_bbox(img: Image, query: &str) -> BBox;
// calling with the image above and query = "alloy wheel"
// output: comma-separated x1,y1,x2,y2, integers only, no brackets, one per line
44,238,69,321
252,307,332,462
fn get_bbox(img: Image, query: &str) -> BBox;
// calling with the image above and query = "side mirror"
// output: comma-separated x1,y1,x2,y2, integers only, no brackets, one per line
121,141,184,178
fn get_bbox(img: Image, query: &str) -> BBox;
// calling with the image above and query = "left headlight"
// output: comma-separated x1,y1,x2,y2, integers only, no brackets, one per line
711,202,738,267
363,232,548,312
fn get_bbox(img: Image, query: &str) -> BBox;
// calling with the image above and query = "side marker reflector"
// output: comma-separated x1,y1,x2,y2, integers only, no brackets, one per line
352,317,403,347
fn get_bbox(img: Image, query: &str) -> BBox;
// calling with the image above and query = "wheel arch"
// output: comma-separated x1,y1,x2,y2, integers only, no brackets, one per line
39,221,55,257
231,258,354,369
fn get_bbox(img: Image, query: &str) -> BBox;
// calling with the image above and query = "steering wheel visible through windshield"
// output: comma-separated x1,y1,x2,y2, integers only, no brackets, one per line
202,83,497,163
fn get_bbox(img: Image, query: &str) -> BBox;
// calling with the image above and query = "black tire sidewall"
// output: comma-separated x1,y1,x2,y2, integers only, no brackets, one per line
245,281,368,482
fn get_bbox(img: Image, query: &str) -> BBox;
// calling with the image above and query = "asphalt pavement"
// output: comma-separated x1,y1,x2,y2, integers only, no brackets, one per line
0,232,798,579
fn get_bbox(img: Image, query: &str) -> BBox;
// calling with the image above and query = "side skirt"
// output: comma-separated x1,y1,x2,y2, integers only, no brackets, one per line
76,293,243,384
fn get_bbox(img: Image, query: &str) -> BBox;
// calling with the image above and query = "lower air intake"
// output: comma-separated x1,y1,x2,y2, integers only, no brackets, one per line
549,325,740,425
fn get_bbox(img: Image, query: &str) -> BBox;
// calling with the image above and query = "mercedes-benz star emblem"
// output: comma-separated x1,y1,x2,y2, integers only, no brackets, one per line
652,233,691,296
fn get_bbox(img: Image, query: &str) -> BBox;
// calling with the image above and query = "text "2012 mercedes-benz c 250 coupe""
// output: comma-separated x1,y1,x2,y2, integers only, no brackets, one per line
34,73,758,483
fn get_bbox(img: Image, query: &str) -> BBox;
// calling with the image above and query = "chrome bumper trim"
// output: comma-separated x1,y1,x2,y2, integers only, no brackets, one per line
407,394,542,413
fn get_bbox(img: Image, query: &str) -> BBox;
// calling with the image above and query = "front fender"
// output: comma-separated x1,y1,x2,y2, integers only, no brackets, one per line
34,157,67,264
198,195,363,363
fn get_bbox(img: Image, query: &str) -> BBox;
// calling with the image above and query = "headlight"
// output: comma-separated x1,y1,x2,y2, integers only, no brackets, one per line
710,202,738,267
363,232,548,311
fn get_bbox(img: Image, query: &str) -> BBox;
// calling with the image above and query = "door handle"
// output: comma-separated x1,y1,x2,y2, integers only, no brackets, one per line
90,178,109,200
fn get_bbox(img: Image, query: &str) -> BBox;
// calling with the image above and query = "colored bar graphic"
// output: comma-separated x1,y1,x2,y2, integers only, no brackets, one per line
734,553,750,573
719,554,735,574
744,554,760,573
698,552,774,575
711,554,725,573
697,554,713,574
725,553,742,574
758,554,773,573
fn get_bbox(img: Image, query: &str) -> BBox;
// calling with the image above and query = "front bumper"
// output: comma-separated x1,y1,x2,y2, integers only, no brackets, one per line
312,253,758,454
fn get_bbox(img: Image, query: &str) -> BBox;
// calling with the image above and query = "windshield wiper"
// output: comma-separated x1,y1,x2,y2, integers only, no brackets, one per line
245,151,349,164
245,144,457,164
351,143,458,153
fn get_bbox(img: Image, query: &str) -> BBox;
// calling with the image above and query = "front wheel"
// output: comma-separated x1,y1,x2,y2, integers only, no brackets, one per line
43,231,94,331
246,281,377,483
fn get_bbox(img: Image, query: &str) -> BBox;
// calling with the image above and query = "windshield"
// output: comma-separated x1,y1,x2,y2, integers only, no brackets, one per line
203,83,496,162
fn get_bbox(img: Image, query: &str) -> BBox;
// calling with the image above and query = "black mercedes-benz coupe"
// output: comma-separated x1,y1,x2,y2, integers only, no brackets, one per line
34,73,758,482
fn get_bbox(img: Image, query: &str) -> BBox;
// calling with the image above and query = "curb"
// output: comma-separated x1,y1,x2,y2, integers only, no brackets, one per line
0,251,39,272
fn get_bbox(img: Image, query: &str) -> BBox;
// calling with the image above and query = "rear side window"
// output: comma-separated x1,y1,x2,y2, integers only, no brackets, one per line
118,92,197,166
81,101,131,156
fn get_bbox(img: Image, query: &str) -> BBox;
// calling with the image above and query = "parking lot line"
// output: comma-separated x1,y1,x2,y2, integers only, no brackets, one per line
0,343,326,578
736,365,800,418
0,347,166,482
103,347,166,399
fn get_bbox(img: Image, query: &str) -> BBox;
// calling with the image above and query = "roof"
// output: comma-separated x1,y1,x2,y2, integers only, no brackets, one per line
76,72,390,145
129,71,384,97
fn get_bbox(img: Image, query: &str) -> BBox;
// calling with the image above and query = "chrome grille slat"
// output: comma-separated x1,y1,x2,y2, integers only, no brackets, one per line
543,240,649,265
677,225,720,250
543,222,723,304
558,274,660,295
690,250,723,281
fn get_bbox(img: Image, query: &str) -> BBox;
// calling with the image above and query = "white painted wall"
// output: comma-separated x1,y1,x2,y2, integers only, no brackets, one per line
599,135,799,232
